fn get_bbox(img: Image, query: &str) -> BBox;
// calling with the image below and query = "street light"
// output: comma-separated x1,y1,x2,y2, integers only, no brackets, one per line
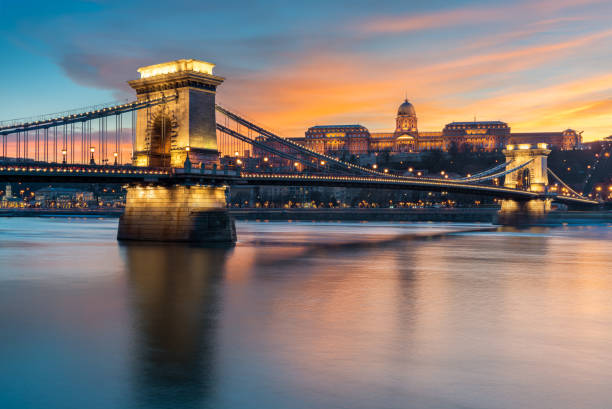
89,147,95,165
113,152,118,166
61,149,67,164
184,146,191,170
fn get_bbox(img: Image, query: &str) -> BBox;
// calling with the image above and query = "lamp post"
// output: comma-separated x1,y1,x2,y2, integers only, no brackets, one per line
61,149,67,164
184,146,191,171
89,147,95,165
113,152,118,166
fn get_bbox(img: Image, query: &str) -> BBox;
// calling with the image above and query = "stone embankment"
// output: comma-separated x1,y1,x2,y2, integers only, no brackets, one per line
1,207,610,224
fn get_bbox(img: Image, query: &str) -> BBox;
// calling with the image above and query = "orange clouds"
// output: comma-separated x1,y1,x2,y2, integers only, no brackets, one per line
219,21,612,142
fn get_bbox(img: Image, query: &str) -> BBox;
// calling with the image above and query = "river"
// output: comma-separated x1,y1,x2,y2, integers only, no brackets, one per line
0,218,610,409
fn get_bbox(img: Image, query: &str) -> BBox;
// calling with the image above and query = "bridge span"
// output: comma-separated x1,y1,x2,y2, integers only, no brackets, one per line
0,58,602,243
0,161,596,206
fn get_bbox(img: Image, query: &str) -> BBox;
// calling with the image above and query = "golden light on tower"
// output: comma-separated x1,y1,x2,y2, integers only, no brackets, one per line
137,59,215,78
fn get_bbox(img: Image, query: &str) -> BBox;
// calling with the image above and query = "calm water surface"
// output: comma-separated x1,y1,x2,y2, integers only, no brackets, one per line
0,218,611,409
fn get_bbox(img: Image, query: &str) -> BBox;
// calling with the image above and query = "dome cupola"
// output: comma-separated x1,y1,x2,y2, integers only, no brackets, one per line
397,99,416,117
395,98,418,136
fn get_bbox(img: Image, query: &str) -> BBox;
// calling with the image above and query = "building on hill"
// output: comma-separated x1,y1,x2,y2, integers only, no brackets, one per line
291,99,583,155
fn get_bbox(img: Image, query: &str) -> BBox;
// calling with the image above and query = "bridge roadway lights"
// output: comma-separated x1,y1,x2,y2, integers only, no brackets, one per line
117,182,236,244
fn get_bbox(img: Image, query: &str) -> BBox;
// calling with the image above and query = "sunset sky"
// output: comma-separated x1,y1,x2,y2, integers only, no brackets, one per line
1,0,611,141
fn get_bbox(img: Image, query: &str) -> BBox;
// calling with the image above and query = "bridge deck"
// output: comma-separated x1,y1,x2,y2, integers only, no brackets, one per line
0,162,599,206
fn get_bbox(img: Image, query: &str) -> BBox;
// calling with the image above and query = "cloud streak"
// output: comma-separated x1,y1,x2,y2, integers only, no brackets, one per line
2,0,612,142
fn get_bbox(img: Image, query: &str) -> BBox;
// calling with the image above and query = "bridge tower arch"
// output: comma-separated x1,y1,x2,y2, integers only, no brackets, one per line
498,143,552,224
128,59,224,168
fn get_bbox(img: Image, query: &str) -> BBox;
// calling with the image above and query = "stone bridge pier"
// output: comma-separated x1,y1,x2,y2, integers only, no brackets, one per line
117,184,236,243
498,143,552,225
118,59,235,243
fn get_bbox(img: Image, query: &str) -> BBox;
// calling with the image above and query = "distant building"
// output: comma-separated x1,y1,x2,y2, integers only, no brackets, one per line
1,184,23,208
302,125,370,155
34,187,95,208
291,99,583,155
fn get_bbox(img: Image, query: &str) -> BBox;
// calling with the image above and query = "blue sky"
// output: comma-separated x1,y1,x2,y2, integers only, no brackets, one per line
1,0,611,140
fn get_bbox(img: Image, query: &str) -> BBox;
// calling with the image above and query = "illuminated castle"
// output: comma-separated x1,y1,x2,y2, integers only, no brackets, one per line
293,99,582,155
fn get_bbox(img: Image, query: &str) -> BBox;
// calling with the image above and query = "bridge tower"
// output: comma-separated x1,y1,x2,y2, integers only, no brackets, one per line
498,143,552,225
128,59,224,168
118,59,235,244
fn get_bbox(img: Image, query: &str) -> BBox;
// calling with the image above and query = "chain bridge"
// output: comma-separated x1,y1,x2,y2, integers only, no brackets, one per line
0,59,601,242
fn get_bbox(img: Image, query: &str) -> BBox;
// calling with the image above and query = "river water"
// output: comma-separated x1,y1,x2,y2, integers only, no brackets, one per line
0,218,611,409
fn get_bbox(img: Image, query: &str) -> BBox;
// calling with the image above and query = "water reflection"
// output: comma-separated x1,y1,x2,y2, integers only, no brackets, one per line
0,219,611,409
121,243,230,408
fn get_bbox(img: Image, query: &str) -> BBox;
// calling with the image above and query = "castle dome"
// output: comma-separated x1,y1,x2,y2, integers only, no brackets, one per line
398,99,416,116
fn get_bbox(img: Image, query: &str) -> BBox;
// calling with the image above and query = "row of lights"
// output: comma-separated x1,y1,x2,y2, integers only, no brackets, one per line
0,165,166,175
238,172,538,195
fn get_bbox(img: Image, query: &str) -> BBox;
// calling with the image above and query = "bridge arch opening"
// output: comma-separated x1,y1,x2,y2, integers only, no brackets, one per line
516,168,530,190
147,115,174,167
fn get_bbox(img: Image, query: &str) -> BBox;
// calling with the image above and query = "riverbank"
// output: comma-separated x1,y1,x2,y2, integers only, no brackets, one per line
1,207,610,224
231,208,612,224
0,208,124,217
231,207,499,222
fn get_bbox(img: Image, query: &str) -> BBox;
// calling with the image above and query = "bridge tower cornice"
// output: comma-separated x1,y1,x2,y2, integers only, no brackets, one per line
128,71,225,95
